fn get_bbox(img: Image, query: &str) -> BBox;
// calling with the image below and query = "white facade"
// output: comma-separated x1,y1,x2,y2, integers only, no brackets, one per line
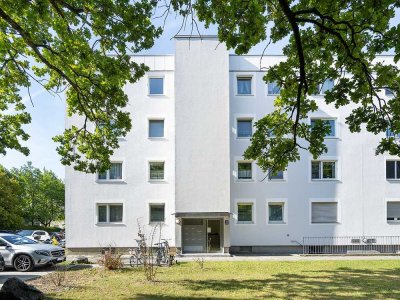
65,36,400,254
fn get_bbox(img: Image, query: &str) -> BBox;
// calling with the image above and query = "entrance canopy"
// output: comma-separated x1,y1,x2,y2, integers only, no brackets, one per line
174,212,231,218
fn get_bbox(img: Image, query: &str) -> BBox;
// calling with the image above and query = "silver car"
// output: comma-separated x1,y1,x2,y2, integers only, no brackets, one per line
0,233,66,272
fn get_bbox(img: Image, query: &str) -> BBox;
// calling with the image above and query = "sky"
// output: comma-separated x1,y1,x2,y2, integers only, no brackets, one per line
0,14,287,179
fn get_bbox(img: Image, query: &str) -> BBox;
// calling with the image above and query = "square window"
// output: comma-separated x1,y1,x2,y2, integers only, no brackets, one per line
109,205,123,222
311,202,337,223
386,128,400,139
149,120,164,138
238,204,253,222
150,204,165,222
237,77,252,95
386,160,400,180
98,171,107,180
237,120,252,138
267,82,281,95
149,162,165,180
238,162,252,180
269,170,284,180
149,78,164,95
311,119,336,137
320,79,334,94
387,202,400,223
269,204,283,222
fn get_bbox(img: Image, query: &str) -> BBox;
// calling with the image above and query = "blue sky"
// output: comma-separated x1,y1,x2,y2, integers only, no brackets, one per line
0,16,287,179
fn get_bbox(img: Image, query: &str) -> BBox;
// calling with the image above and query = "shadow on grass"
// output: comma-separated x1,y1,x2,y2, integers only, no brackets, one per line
179,267,400,299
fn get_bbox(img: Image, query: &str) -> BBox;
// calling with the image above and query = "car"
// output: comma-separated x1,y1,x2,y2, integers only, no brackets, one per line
0,233,66,272
16,230,51,242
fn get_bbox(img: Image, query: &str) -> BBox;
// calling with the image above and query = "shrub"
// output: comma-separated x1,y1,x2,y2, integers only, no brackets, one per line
98,247,123,270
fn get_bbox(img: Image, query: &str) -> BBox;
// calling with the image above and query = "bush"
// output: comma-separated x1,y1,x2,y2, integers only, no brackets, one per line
98,247,123,270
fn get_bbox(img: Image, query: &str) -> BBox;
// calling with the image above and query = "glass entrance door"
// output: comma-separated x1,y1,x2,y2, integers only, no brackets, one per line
206,219,222,253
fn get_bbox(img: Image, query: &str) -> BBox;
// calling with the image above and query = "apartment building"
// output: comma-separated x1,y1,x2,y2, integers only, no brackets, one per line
65,36,400,254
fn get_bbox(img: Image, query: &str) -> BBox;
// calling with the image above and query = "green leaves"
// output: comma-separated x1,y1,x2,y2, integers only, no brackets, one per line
0,0,160,172
0,165,23,229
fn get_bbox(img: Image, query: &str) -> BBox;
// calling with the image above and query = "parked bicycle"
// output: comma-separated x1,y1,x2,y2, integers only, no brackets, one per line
129,232,146,267
155,239,174,266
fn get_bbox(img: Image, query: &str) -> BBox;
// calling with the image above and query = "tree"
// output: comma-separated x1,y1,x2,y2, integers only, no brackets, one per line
0,165,23,229
1,1,400,173
12,162,65,227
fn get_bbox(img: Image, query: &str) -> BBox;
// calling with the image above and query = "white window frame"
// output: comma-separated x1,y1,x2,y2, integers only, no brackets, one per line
386,199,400,224
310,117,338,139
266,81,281,96
148,75,165,96
309,198,341,225
149,203,166,224
309,157,340,182
147,117,166,139
385,159,400,181
266,199,288,225
234,199,256,225
236,118,253,139
233,114,256,140
95,203,124,225
267,169,288,182
235,158,256,182
96,160,125,183
235,74,255,96
148,160,166,182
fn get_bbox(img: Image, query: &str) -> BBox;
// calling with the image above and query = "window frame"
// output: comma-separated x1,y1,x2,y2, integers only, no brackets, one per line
96,161,124,182
310,160,338,181
235,75,254,96
309,199,340,225
148,160,166,182
386,199,400,224
236,118,253,139
267,199,288,225
386,160,400,181
237,161,254,181
268,169,287,182
149,203,166,223
148,76,165,96
310,118,337,139
267,81,281,95
235,201,255,224
96,203,124,225
148,118,165,139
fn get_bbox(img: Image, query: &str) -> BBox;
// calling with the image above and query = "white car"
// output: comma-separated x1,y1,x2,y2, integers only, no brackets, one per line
16,230,51,242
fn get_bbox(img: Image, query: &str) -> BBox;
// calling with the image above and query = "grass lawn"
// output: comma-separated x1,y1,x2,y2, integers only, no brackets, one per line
32,260,400,299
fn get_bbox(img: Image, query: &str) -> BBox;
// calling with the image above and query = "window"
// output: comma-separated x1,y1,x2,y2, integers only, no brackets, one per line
237,77,252,95
237,203,253,223
149,77,164,95
311,161,336,180
269,204,284,223
269,170,284,180
386,128,400,139
386,160,400,180
387,202,400,223
149,162,165,180
237,120,253,138
150,204,165,222
238,162,252,180
385,88,394,97
267,82,281,95
97,204,123,223
311,202,338,223
98,162,123,181
320,79,334,94
311,119,336,137
149,120,164,138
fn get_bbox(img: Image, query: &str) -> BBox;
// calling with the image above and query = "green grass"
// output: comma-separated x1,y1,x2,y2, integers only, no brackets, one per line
36,260,400,299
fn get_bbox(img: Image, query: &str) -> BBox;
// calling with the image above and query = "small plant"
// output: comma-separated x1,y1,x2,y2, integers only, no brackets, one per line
48,264,67,287
98,246,123,270
194,257,205,269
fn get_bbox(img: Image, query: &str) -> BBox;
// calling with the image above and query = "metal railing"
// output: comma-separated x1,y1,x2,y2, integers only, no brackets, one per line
303,236,400,255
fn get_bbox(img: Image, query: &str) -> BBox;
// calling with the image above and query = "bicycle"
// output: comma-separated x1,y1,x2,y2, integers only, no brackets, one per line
129,232,146,267
155,239,173,266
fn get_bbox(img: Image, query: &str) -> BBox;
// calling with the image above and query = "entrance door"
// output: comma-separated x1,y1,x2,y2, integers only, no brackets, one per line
182,219,206,253
206,219,222,253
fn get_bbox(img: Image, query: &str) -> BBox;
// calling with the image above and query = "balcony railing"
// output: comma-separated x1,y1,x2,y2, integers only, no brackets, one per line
303,236,400,254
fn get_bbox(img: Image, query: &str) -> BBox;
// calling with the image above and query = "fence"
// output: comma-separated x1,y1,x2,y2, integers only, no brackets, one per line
302,236,400,254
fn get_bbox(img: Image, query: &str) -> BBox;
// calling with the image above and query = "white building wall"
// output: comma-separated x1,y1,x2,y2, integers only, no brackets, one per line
65,56,175,249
